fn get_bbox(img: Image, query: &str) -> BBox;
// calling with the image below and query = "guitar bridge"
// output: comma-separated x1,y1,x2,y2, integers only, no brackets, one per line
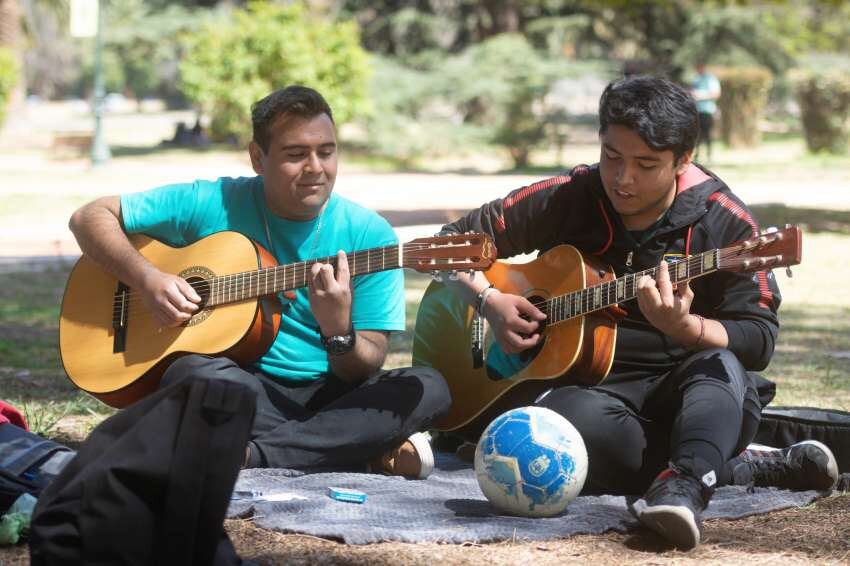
471,312,484,368
112,281,129,353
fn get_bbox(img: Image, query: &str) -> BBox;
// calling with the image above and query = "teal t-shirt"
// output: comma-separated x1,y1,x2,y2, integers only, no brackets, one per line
120,176,405,383
692,73,720,115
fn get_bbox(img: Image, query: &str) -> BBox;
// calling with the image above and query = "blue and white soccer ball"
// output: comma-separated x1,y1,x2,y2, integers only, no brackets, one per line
474,406,588,517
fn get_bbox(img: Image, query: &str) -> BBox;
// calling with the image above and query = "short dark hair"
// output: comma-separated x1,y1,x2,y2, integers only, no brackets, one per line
598,75,699,164
251,86,334,153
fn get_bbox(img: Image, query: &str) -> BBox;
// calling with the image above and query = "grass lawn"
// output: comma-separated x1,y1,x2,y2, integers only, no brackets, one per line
1,227,849,435
1,222,849,566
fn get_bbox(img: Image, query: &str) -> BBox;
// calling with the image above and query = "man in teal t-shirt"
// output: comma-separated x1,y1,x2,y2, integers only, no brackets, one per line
69,86,450,478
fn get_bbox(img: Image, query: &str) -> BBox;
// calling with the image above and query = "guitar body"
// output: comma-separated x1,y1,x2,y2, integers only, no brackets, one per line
59,231,282,407
413,245,618,438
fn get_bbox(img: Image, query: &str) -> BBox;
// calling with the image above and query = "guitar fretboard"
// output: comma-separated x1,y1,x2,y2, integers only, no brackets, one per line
542,249,721,323
205,244,404,307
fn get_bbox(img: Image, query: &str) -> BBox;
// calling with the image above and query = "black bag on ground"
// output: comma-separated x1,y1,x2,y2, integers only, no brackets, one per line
0,423,73,514
755,406,850,473
29,375,256,565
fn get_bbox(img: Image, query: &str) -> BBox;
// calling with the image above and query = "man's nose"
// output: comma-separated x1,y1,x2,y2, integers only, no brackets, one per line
616,161,635,185
304,152,321,172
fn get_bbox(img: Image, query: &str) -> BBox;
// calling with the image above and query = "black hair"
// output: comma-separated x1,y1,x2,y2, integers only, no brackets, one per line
251,85,334,153
598,75,699,164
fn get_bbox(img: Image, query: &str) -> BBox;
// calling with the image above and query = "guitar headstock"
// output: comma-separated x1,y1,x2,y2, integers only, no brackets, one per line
404,233,497,277
719,225,802,273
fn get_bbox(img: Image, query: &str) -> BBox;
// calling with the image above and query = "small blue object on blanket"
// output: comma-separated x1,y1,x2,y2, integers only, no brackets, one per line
328,487,367,504
227,453,825,545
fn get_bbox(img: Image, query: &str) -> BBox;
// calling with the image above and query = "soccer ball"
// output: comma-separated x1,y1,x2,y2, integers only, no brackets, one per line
474,406,588,517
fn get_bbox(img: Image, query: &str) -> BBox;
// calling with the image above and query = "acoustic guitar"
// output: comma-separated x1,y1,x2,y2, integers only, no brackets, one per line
412,226,802,438
60,230,496,408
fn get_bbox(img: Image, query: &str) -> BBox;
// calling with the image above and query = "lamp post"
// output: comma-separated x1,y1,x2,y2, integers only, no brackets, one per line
90,0,110,165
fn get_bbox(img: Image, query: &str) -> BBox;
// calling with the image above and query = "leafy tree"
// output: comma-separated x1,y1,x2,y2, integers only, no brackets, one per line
101,0,199,103
0,0,23,106
180,2,370,142
342,1,850,79
438,34,561,168
361,55,489,167
0,46,19,125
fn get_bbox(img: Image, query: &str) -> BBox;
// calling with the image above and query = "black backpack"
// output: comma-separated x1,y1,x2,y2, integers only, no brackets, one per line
0,422,72,515
29,376,256,565
755,406,850,474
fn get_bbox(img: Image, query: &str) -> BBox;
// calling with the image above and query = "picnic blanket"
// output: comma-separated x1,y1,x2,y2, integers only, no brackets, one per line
226,453,825,544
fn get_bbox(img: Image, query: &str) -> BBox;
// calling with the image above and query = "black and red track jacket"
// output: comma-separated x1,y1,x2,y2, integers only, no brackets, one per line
442,163,781,384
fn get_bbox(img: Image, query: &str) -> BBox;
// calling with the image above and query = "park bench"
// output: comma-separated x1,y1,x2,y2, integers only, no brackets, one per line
50,132,93,159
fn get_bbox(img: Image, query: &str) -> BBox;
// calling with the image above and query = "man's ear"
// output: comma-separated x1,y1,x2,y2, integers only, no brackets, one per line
675,150,694,175
248,140,264,175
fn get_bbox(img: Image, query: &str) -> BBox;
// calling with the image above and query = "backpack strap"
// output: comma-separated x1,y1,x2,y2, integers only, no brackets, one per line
0,423,72,477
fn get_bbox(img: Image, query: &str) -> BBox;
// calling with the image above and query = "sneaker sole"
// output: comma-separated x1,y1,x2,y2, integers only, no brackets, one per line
407,432,434,479
796,440,840,490
633,499,701,550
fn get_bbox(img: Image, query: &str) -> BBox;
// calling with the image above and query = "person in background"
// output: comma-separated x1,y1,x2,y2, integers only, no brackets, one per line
691,62,721,161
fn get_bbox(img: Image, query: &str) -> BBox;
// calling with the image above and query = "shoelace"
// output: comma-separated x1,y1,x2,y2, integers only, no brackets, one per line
745,451,793,486
647,473,705,505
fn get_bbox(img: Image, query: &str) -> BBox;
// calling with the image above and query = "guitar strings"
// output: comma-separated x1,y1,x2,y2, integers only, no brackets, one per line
108,247,428,317
107,245,766,324
107,243,475,319
525,248,764,322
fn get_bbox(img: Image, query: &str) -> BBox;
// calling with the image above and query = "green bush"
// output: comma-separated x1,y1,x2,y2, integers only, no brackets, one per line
792,70,850,155
439,34,562,168
180,2,370,143
715,66,773,148
0,47,20,127
360,56,488,167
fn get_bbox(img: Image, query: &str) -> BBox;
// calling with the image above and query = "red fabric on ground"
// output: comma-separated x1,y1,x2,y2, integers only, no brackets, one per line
0,400,28,430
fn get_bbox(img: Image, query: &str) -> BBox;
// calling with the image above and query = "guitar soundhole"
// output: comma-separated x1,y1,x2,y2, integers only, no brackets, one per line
179,265,216,326
519,294,547,363
484,294,547,381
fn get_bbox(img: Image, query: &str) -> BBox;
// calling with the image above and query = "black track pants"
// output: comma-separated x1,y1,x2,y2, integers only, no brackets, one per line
161,355,451,470
537,348,761,495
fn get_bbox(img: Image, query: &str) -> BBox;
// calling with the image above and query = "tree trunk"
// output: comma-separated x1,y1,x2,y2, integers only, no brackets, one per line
0,0,20,48
0,0,24,108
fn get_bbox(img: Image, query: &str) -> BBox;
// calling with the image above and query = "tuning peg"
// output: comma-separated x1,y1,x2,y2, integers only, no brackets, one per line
448,270,459,281
786,267,793,278
468,269,476,277
431,271,443,282
764,226,778,234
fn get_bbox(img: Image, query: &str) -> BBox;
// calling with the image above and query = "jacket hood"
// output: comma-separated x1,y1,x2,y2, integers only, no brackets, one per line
665,162,728,229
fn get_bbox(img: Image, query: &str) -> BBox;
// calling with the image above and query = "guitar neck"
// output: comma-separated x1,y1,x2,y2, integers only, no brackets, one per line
205,243,404,307
544,248,721,324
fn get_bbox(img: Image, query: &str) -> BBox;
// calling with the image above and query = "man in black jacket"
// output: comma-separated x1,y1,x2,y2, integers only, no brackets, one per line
441,75,837,549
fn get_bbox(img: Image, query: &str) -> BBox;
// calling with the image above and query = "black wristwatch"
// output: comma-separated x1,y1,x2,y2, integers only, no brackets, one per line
320,326,356,356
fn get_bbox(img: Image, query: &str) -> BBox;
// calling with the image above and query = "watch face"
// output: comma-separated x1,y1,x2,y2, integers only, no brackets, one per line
324,332,355,355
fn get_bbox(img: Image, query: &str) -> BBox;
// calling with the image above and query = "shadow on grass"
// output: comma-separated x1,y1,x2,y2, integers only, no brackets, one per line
381,203,850,231
751,204,850,234
109,142,238,158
